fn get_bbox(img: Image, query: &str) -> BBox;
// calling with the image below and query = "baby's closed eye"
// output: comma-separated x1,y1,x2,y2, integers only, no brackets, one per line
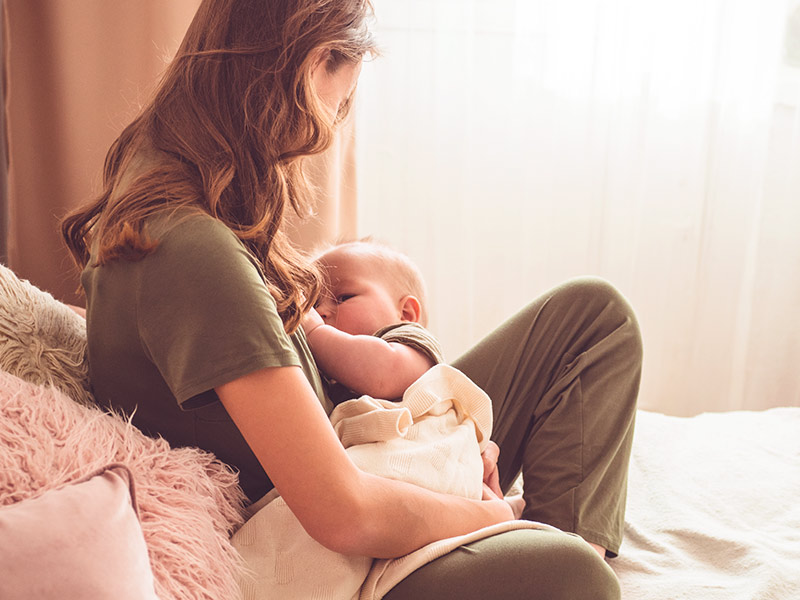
314,293,336,309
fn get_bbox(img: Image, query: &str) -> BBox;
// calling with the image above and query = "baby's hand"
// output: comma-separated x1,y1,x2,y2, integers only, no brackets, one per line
301,307,325,338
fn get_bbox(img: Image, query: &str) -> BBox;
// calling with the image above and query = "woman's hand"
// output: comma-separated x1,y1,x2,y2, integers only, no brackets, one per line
481,440,503,499
482,441,525,519
481,484,516,522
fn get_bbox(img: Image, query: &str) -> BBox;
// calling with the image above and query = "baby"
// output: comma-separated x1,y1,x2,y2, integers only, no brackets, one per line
240,244,532,597
302,238,525,518
302,239,444,403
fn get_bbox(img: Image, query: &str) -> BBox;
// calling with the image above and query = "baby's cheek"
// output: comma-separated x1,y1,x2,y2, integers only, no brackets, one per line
337,311,368,336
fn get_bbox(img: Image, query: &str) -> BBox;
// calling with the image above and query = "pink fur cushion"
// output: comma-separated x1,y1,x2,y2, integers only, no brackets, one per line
0,464,159,599
0,370,247,600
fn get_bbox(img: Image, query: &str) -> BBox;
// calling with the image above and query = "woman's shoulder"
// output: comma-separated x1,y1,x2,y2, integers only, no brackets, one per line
141,207,265,274
84,207,268,310
145,207,238,249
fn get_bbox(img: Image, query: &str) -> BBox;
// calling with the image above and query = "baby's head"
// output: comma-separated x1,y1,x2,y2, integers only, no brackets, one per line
313,239,428,336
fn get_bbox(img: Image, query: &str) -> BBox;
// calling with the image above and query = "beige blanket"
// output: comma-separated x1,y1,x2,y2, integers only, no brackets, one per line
232,364,554,600
611,408,800,600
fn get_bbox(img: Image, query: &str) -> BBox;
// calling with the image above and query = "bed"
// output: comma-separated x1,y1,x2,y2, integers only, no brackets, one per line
610,407,800,599
1,263,798,599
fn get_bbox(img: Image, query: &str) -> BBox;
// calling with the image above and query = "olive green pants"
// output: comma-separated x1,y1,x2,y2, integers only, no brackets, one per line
385,277,642,600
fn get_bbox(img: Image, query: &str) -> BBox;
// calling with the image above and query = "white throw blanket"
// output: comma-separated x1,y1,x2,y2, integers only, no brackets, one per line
611,408,800,600
232,364,554,600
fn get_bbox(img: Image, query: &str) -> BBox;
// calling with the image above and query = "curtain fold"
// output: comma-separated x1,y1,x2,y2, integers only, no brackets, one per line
0,0,9,265
355,0,800,415
287,112,359,253
6,1,797,416
5,0,202,303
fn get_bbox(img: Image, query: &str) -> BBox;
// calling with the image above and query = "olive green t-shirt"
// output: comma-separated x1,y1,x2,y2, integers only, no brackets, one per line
82,209,330,503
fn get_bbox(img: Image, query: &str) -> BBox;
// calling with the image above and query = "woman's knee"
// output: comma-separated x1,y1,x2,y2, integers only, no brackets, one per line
550,534,621,600
383,529,620,600
550,277,642,361
488,530,621,600
551,277,635,320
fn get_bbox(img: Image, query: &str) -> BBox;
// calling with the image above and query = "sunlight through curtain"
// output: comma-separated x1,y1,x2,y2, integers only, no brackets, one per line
354,0,800,415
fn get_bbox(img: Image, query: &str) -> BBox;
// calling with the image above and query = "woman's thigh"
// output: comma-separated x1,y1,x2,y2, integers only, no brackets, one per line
451,277,641,487
450,277,642,554
383,529,620,600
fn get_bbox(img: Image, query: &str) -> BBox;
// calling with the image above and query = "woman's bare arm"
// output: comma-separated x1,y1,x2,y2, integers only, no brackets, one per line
302,308,433,399
216,365,512,557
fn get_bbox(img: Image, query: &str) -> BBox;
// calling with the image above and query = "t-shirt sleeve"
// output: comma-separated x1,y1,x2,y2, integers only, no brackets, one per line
136,214,300,406
373,322,446,365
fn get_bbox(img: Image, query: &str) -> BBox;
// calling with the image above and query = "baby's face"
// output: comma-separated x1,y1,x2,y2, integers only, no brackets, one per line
315,248,404,336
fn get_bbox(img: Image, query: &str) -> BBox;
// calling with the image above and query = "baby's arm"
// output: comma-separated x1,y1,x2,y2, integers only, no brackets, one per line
302,309,434,399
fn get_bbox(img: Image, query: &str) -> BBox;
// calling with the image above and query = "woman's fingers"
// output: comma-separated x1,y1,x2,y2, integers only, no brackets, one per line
481,441,503,498
481,482,500,501
485,466,502,499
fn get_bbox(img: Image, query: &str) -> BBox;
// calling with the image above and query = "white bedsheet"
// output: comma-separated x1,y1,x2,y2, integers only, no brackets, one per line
612,408,800,600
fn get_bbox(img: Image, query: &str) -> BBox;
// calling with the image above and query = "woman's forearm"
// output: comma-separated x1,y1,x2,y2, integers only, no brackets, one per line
329,470,513,558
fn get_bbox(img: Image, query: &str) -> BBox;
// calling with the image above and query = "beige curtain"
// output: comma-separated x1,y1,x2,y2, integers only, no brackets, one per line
356,0,800,416
286,112,359,253
14,1,794,419
4,0,355,305
1,2,9,265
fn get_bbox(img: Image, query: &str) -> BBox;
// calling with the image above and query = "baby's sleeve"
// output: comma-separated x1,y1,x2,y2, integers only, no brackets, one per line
374,322,446,366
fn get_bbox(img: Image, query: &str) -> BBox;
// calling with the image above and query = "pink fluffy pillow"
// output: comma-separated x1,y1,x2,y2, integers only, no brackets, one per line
0,370,247,600
0,464,159,599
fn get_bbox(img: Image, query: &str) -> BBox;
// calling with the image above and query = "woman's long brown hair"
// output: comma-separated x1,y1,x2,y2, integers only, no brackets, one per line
61,0,376,333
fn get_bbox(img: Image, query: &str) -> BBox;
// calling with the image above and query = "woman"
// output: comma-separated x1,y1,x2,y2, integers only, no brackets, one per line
62,1,640,598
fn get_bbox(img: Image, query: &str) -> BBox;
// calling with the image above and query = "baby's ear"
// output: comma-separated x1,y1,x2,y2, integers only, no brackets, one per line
398,295,422,324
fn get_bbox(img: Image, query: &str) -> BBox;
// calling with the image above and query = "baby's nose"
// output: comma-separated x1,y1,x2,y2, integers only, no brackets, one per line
316,298,336,324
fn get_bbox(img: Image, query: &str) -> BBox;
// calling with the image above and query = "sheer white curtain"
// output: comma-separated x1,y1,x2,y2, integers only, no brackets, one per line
354,0,800,416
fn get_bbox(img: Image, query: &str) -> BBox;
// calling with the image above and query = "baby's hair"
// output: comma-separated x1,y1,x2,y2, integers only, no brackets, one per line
313,236,430,326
